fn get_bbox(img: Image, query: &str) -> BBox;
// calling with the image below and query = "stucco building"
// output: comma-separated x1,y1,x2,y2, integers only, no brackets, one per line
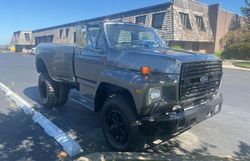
11,0,242,53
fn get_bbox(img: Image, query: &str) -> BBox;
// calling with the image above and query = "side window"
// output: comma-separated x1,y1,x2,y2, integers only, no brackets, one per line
76,24,87,48
96,34,105,50
76,24,104,52
87,26,101,49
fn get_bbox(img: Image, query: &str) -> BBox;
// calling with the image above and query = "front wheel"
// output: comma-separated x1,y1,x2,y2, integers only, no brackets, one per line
102,95,145,151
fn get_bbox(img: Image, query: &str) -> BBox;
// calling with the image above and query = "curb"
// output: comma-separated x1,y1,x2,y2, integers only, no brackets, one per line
222,60,250,72
0,82,83,157
223,66,250,72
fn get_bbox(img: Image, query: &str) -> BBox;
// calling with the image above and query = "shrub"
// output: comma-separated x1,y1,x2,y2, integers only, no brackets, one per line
214,51,223,58
170,45,183,50
220,30,250,50
222,42,250,60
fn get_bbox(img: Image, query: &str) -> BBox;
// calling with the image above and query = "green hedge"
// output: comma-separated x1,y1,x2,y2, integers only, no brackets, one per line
222,42,250,60
170,45,183,50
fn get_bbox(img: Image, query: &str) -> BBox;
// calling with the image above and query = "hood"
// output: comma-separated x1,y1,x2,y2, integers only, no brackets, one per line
107,48,221,74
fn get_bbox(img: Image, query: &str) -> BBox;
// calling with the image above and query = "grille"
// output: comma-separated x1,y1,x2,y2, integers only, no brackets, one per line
179,61,222,103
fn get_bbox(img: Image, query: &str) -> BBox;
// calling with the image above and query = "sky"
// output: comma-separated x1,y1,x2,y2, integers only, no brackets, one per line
0,0,246,45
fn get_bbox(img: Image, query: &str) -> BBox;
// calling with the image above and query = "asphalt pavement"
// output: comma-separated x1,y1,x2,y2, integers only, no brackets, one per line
0,92,61,161
0,53,249,160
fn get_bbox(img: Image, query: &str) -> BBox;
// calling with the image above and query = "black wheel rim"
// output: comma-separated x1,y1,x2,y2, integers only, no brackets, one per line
105,109,129,146
40,81,48,99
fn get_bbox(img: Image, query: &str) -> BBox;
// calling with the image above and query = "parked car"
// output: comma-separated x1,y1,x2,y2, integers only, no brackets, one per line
35,21,223,151
28,47,36,55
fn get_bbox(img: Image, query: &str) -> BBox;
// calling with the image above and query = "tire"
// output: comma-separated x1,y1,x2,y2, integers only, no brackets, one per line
38,73,69,107
56,83,69,106
38,73,58,108
102,95,145,151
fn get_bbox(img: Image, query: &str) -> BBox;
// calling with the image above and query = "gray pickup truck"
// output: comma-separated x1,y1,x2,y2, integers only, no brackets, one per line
35,21,223,151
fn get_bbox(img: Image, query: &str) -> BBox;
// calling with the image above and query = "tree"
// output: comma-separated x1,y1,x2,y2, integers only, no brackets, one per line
241,0,250,23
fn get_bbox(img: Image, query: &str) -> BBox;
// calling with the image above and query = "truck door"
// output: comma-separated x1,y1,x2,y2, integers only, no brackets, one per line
74,24,107,100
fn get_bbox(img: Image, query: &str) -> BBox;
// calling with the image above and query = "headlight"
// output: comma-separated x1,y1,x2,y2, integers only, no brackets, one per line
148,87,161,104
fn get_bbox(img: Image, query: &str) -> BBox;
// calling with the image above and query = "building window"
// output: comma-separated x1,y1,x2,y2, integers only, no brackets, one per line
179,12,191,29
118,30,132,43
59,29,63,38
152,12,165,29
66,28,70,38
35,35,54,45
74,32,76,43
24,33,30,41
136,15,146,25
195,16,205,31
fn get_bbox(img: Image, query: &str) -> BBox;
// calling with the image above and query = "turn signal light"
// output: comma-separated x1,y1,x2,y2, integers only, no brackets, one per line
141,66,151,75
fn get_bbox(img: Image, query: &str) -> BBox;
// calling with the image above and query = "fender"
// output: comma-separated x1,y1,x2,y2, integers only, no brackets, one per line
36,43,75,83
96,68,148,114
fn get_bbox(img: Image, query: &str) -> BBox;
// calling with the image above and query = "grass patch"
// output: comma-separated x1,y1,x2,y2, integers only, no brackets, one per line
233,61,250,69
170,45,183,50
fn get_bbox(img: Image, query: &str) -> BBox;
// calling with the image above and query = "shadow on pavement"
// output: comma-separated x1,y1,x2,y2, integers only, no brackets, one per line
23,86,42,104
23,86,250,161
78,141,250,161
234,141,250,161
24,86,109,154
0,98,60,161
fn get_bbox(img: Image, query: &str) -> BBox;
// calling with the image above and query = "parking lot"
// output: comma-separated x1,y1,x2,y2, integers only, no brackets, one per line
0,53,250,160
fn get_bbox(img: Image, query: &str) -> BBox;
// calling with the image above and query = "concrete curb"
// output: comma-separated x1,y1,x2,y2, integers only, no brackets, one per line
0,82,83,157
223,60,250,72
75,152,236,161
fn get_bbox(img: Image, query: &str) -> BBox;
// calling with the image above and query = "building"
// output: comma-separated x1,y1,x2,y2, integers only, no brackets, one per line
10,31,33,52
11,0,242,53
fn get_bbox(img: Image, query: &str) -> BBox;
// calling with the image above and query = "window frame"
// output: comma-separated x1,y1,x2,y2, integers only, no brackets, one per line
179,12,192,29
87,25,102,49
195,16,206,31
152,12,166,29
59,29,63,38
66,28,70,38
24,33,30,41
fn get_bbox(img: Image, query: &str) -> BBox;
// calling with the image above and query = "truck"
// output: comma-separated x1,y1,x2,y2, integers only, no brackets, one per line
35,21,223,151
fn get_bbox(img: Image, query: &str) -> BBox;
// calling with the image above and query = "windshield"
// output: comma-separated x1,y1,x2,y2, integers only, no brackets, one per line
105,23,167,49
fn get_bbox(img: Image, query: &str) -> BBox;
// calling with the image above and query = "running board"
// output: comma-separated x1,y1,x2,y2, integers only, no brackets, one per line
70,93,94,111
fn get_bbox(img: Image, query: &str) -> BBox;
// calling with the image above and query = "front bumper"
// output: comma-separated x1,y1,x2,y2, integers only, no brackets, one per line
140,93,223,136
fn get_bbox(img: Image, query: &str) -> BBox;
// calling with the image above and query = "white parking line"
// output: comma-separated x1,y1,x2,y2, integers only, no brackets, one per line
0,82,83,157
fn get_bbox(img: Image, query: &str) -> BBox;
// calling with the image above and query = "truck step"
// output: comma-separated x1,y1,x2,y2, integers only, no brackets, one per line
70,93,94,111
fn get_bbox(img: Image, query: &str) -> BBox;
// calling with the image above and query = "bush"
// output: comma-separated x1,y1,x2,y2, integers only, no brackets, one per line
214,51,223,58
220,30,250,49
170,45,183,50
222,42,250,60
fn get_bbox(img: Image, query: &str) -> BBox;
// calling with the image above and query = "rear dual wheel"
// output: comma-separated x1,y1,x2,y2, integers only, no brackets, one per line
38,73,69,107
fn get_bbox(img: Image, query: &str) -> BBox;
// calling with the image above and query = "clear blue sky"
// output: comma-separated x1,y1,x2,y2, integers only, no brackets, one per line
0,0,245,45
